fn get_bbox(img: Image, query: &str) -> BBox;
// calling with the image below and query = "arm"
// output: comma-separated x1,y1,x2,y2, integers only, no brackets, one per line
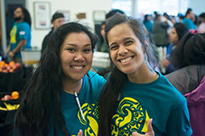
8,39,26,57
166,100,192,136
6,44,11,54
132,119,154,136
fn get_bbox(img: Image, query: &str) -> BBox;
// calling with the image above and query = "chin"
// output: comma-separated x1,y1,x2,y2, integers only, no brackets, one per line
71,75,85,81
118,66,138,75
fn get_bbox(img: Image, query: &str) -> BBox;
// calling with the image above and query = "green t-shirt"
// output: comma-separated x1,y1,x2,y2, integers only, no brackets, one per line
55,71,106,136
111,72,192,136
10,22,31,58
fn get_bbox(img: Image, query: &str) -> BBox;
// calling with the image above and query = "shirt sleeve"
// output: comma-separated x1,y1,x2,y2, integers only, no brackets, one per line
18,24,29,40
166,100,193,136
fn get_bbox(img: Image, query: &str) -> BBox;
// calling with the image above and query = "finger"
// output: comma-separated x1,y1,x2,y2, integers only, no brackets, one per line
131,132,141,136
77,129,83,136
147,119,154,135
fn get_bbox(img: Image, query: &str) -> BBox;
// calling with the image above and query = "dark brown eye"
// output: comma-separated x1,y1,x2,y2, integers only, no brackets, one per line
83,48,91,53
67,48,75,52
110,45,119,50
125,41,133,45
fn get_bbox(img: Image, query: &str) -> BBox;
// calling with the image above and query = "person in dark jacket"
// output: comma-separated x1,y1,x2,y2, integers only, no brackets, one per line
41,12,64,54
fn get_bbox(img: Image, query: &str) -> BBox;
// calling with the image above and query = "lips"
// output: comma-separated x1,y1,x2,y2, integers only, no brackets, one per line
71,65,85,70
118,56,134,63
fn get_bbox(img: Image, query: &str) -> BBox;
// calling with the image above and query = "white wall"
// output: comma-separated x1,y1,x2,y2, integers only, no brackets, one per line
189,0,205,15
26,0,112,49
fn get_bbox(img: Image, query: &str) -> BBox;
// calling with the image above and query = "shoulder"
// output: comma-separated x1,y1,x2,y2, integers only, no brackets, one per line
157,72,186,102
16,22,30,33
87,70,106,85
18,22,30,28
166,65,205,83
85,71,106,97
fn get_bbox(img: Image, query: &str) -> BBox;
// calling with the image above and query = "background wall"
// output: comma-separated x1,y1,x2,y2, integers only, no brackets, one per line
189,0,205,15
2,0,204,50
26,0,112,49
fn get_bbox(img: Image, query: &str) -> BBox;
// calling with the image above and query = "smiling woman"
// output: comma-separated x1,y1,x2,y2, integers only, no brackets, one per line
98,13,192,136
60,32,93,86
14,22,106,136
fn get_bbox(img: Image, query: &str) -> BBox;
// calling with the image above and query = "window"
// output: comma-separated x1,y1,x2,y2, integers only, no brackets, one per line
112,0,189,17
112,0,132,16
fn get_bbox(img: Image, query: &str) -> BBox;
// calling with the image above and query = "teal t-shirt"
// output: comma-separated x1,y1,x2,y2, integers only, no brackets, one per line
55,71,106,136
10,22,31,58
182,18,197,30
111,72,192,136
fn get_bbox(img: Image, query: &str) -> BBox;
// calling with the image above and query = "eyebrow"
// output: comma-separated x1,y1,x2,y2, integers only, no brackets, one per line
109,37,133,46
123,37,134,41
64,43,91,47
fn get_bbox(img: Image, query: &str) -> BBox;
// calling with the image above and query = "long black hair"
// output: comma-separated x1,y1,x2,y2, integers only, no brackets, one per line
15,22,98,136
19,6,31,27
98,13,150,136
172,32,205,69
173,23,188,43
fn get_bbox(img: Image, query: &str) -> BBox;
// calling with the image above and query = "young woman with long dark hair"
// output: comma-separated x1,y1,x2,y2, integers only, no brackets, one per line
98,13,192,136
14,22,106,136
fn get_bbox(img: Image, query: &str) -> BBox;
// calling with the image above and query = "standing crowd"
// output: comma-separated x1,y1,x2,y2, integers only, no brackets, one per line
0,5,205,136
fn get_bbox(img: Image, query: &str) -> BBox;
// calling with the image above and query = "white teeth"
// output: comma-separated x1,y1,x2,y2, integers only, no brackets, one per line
120,57,132,63
73,66,83,69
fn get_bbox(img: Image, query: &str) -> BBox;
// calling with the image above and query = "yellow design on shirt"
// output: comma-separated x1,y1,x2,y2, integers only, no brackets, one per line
77,103,99,136
10,26,17,44
111,97,150,135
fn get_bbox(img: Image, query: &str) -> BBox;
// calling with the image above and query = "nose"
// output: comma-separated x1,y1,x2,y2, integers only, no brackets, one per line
118,45,128,56
74,52,85,62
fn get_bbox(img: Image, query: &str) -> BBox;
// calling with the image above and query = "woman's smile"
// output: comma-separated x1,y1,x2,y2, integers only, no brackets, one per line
118,56,134,63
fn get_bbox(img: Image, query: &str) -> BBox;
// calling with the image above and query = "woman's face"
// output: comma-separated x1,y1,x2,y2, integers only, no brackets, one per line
53,17,65,30
169,27,178,44
107,23,145,75
100,24,105,39
60,32,93,81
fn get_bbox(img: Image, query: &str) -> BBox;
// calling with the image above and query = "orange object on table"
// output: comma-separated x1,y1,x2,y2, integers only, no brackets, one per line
11,91,19,99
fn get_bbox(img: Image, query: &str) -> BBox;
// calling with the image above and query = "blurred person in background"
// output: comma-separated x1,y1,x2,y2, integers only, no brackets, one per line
6,6,31,64
99,21,109,52
0,29,3,61
160,23,188,74
183,8,197,30
143,14,153,34
152,14,169,47
171,15,177,24
177,13,184,23
41,12,64,54
105,9,125,21
198,13,205,33
166,33,205,95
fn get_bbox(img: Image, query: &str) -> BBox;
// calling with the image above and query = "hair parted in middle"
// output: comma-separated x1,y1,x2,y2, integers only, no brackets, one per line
98,13,152,136
15,22,98,136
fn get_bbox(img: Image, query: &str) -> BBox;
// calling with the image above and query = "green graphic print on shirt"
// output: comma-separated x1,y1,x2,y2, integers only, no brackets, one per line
111,97,150,136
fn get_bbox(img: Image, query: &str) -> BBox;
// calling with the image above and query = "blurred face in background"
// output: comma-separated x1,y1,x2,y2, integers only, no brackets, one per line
189,11,195,20
199,17,205,23
169,27,178,45
13,7,23,22
53,17,65,30
100,24,105,39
